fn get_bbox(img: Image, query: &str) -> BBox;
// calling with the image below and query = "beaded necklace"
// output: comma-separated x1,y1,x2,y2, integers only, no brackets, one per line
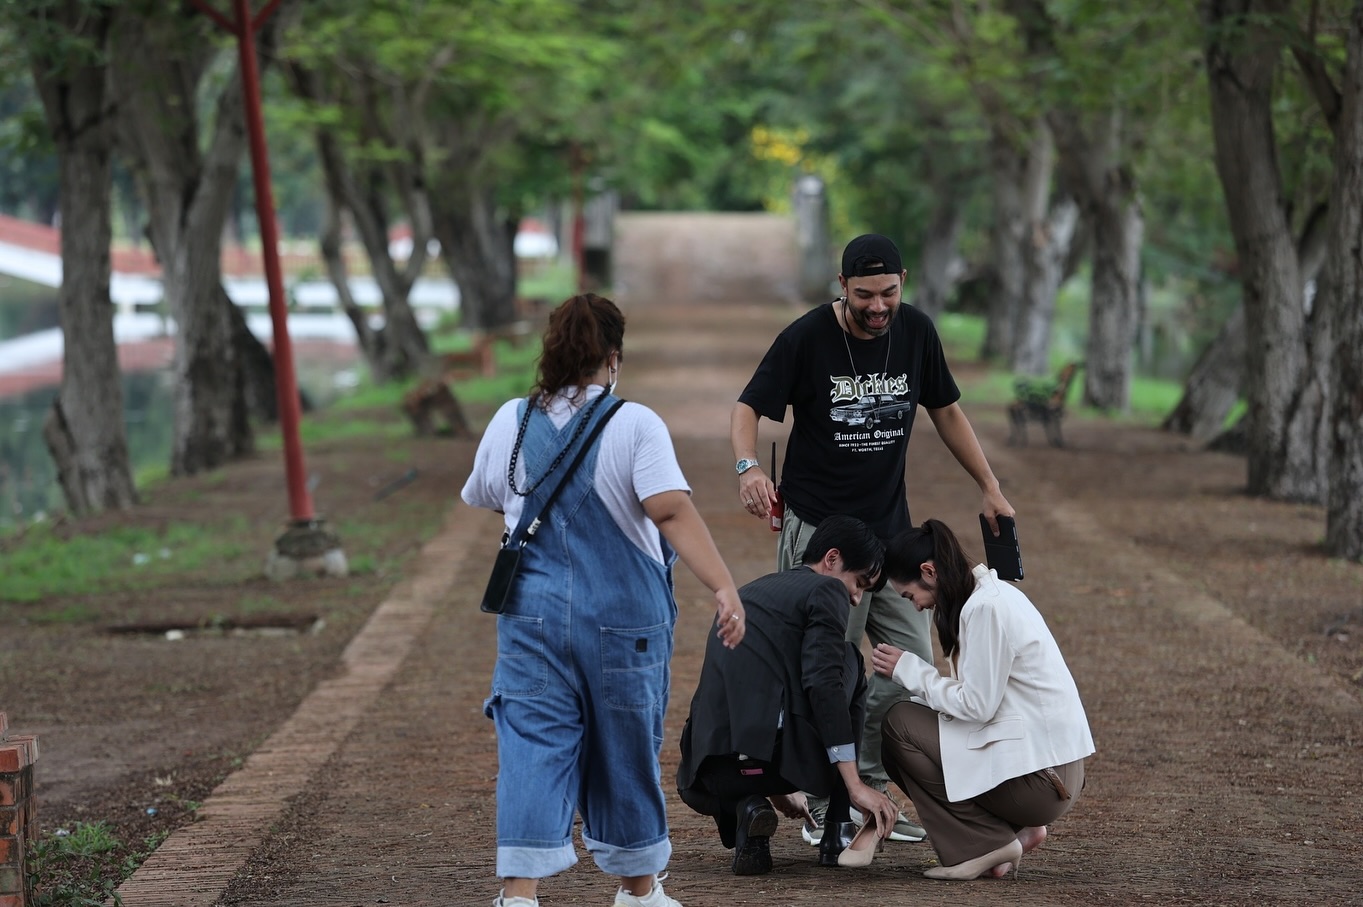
506,390,608,497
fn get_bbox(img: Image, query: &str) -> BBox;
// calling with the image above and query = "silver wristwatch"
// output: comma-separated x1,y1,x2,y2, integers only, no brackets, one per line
735,458,760,475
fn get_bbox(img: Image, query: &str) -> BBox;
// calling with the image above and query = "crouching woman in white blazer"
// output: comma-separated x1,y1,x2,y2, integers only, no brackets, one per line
870,519,1094,881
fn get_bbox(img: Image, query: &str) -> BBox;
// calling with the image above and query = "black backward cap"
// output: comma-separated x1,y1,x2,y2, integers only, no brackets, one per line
841,234,903,277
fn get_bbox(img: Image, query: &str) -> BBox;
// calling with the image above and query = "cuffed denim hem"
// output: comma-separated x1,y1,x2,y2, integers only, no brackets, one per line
496,842,577,879
583,832,671,877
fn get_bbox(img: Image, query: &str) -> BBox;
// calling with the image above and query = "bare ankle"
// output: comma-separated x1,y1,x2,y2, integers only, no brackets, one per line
620,874,654,896
1017,825,1047,854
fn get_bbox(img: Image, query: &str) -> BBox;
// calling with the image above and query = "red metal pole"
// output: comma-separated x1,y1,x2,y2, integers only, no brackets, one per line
232,0,314,522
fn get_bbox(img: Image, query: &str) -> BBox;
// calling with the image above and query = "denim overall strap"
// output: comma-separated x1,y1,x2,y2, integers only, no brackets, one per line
486,392,679,881
506,394,620,545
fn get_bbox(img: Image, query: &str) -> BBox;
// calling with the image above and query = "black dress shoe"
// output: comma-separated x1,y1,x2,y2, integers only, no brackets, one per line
818,820,857,867
731,795,779,875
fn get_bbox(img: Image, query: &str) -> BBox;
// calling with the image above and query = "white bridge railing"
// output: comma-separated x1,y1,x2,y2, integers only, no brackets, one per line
0,237,461,319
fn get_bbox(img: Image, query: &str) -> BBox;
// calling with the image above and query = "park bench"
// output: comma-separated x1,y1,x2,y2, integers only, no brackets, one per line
433,321,534,382
1007,361,1083,448
438,333,498,380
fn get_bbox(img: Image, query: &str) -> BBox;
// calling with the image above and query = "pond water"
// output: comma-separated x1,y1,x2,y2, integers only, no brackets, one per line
1,286,360,532
0,363,359,532
0,371,175,527
0,275,58,337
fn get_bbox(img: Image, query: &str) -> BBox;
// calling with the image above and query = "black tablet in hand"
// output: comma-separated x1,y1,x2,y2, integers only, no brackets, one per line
980,514,1023,581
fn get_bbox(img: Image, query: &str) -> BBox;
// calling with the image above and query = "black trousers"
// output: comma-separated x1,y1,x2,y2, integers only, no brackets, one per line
678,748,852,848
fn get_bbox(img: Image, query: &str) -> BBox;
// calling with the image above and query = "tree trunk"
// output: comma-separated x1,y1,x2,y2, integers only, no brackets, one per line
319,199,391,382
378,291,432,376
225,285,278,422
1012,197,1079,376
165,209,252,474
911,180,965,322
1324,0,1363,560
1204,0,1327,502
28,5,137,516
1008,119,1078,376
1047,106,1145,411
288,62,431,381
1163,304,1246,440
111,6,296,476
1164,206,1328,440
982,124,1027,362
1082,185,1144,410
1007,0,1146,409
432,183,519,331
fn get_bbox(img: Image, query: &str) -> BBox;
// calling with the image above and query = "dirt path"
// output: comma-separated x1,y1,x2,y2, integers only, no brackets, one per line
101,300,1363,907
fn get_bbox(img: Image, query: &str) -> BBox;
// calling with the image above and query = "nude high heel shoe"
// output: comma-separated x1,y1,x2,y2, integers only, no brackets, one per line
923,838,1024,880
817,820,856,867
836,813,882,868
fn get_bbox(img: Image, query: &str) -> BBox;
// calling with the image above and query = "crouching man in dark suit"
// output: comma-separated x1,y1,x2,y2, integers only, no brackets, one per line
676,515,899,875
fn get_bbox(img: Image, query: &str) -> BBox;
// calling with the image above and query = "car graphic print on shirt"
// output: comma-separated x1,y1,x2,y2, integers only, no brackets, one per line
829,394,914,429
827,372,913,451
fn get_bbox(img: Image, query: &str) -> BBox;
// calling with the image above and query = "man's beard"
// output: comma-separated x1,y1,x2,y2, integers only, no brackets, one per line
849,303,894,338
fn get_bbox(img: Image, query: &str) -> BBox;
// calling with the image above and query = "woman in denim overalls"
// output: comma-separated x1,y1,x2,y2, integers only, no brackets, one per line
462,294,745,907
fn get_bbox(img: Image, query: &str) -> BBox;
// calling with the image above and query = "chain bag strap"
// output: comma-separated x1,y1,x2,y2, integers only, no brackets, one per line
480,397,625,614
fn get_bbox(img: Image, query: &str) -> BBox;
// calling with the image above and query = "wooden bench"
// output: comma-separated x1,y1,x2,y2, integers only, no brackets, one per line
487,319,536,349
1008,361,1083,448
514,296,552,321
438,334,497,380
436,321,537,381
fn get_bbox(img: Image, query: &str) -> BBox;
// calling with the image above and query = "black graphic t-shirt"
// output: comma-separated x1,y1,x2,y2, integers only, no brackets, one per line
738,302,960,538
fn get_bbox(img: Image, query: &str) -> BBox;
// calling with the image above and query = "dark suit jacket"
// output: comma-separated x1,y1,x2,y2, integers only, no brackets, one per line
677,566,867,798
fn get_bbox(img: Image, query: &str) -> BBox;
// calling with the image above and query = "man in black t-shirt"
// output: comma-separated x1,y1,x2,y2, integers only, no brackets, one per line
730,233,1015,845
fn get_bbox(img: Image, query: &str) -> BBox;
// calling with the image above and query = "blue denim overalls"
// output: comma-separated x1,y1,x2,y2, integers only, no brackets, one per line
484,394,678,880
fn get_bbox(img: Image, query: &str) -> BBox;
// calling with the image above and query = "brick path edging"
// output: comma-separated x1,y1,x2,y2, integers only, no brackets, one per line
111,503,500,906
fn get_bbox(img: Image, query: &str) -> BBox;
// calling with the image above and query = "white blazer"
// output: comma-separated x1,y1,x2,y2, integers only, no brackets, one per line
890,564,1095,802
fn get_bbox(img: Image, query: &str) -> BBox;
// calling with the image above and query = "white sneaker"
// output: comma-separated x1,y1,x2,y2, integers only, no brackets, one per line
614,875,682,907
800,799,828,845
849,806,926,842
493,892,538,907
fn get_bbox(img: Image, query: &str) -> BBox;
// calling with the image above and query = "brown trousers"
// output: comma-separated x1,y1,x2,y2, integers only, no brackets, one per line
881,701,1085,866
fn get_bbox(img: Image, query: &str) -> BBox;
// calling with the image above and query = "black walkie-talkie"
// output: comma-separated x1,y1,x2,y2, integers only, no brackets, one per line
980,514,1023,581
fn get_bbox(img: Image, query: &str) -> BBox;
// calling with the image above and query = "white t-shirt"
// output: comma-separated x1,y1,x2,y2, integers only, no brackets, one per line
460,385,690,564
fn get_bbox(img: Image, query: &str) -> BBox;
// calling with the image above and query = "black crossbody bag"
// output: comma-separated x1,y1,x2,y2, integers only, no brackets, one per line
480,398,625,614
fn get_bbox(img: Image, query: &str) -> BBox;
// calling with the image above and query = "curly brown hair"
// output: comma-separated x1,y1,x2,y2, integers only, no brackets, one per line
530,293,625,407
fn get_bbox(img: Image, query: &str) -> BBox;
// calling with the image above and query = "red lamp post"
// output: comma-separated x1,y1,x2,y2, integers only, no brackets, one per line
188,0,313,526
